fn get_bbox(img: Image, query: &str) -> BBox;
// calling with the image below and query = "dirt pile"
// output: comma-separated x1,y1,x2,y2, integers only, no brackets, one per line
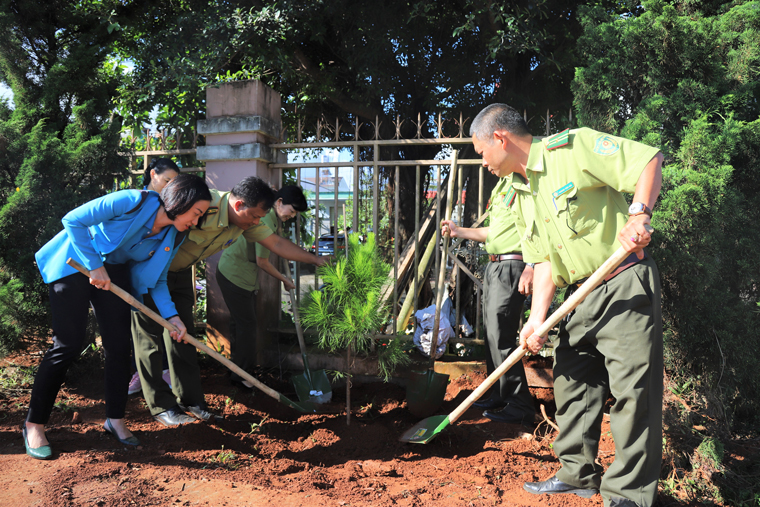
1,350,612,507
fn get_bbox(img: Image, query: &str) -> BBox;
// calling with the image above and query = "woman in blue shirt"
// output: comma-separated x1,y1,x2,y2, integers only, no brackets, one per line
128,158,181,396
22,174,212,460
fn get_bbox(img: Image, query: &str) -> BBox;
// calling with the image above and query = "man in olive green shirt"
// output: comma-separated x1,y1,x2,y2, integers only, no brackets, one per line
441,178,535,426
216,186,323,388
133,177,327,427
469,104,664,507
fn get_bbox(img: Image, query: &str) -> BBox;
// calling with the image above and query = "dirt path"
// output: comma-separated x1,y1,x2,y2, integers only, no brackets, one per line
0,349,656,507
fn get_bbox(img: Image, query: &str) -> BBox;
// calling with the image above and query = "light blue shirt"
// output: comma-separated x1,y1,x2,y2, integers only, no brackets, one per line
35,190,181,318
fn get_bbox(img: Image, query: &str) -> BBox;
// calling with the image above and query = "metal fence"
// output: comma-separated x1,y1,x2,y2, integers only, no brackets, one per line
121,109,568,354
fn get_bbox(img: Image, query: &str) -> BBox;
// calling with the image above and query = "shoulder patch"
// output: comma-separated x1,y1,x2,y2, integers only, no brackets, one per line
204,207,219,217
546,128,570,151
593,135,620,156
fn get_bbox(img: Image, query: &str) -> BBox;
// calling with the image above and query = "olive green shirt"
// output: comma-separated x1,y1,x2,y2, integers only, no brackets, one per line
484,177,523,255
508,128,660,287
217,208,278,291
169,189,273,272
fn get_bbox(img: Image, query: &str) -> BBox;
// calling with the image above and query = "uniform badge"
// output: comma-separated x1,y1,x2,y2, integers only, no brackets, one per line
552,182,574,211
594,135,620,156
501,187,516,208
552,182,574,199
546,128,570,150
205,207,219,216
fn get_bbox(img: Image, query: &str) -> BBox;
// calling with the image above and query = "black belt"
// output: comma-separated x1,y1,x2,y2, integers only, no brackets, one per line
488,253,523,262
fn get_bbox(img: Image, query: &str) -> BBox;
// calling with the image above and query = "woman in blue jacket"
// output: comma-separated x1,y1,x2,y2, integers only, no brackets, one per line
22,174,212,460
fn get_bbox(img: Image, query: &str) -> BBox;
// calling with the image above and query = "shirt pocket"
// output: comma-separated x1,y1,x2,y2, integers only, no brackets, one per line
553,185,596,239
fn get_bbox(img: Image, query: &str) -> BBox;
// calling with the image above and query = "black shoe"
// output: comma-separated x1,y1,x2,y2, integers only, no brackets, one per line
523,475,598,499
180,403,225,422
483,405,535,426
610,496,640,507
153,407,195,427
473,397,506,410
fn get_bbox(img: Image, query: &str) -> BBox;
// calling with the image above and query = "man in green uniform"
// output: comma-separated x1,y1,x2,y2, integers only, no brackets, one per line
441,182,535,425
469,104,663,507
216,185,319,389
133,177,328,426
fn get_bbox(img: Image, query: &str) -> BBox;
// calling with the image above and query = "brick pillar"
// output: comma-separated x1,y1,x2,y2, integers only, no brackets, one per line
197,80,283,367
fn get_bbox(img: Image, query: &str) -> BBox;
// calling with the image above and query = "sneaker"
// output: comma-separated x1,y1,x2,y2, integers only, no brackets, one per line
162,369,172,389
127,372,142,395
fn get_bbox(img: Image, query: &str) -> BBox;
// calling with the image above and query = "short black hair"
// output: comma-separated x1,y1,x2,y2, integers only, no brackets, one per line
470,104,530,140
144,157,180,182
276,185,308,212
161,174,212,220
231,176,276,211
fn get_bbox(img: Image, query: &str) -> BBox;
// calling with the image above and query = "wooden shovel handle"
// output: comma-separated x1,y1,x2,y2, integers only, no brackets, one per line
431,150,459,359
447,239,646,424
65,258,283,401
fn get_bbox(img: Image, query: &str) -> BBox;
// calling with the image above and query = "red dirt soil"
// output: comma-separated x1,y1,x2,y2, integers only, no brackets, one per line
0,347,672,507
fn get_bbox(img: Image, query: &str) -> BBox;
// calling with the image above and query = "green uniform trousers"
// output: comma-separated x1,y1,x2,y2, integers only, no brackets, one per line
553,254,663,507
132,268,206,415
216,268,258,383
482,260,534,416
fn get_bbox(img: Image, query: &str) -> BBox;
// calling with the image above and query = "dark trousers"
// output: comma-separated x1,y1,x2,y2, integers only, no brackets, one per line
27,264,132,424
132,268,205,415
216,269,258,382
553,255,663,507
482,260,534,416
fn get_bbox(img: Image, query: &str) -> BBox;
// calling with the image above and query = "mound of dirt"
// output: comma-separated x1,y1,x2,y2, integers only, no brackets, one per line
1,348,613,507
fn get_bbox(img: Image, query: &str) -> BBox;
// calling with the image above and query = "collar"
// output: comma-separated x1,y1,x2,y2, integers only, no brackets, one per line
198,189,231,230
506,138,544,193
526,138,545,173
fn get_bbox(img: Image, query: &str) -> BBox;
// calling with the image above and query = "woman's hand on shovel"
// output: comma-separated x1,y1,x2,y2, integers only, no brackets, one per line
167,316,187,342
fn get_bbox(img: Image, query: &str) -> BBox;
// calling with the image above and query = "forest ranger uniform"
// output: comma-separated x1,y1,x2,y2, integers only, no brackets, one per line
216,207,279,385
478,177,535,423
512,128,663,507
132,189,272,418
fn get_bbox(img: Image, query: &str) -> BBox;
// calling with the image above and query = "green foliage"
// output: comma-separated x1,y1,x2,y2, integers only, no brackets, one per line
376,338,413,382
112,0,638,248
300,233,406,379
574,0,760,432
0,0,127,350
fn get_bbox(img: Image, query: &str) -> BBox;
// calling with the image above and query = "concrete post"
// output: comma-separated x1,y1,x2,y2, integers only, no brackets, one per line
197,80,282,367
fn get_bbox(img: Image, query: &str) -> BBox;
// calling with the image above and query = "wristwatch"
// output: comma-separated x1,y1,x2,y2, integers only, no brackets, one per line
628,202,652,217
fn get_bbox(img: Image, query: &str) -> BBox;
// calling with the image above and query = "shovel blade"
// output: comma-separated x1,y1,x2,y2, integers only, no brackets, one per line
279,393,318,413
292,369,333,404
406,370,449,418
399,414,451,444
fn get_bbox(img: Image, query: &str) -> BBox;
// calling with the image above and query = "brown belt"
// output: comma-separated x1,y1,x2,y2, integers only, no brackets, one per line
488,253,523,262
572,251,645,287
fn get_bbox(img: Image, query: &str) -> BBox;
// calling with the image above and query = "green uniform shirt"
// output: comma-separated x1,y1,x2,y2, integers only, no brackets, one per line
484,177,523,255
508,128,659,287
169,189,273,272
217,208,278,291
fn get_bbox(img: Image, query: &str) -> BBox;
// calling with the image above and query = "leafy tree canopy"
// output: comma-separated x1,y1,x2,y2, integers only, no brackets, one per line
574,0,760,429
0,0,127,348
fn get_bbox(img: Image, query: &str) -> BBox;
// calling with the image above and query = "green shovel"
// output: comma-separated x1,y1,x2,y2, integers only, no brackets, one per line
66,258,317,413
399,241,642,443
282,258,333,404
